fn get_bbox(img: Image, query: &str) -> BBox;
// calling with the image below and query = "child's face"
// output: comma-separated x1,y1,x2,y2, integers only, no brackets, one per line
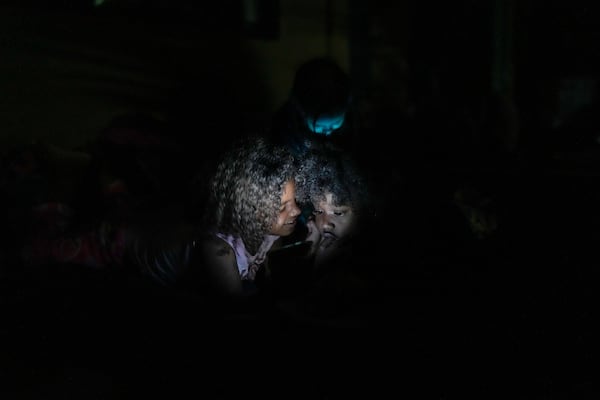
312,192,356,248
269,180,302,237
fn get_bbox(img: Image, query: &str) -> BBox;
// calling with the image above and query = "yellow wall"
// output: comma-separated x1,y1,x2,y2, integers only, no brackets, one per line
246,0,350,112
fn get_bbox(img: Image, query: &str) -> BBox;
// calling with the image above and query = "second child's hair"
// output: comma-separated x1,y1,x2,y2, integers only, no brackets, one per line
300,148,370,218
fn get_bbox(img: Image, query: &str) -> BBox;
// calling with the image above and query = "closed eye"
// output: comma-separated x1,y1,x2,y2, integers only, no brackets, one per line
313,210,345,217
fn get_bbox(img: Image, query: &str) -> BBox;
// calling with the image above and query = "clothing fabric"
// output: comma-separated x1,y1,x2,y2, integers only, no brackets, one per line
23,206,129,269
124,232,279,287
215,233,279,281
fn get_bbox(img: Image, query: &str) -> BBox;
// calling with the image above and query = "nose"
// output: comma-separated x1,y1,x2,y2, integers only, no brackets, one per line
323,217,335,231
290,201,301,218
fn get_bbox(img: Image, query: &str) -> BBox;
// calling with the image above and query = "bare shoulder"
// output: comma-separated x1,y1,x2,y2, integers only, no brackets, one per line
196,234,236,265
194,234,243,295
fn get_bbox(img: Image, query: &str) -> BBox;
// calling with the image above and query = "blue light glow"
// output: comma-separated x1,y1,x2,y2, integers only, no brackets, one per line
306,112,346,136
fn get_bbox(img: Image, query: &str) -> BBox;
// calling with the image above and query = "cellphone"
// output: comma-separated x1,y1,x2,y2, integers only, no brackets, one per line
267,240,313,272
269,240,312,259
266,240,313,295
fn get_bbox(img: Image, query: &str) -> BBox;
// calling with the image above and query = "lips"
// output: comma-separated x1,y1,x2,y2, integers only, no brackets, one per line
322,231,337,239
320,232,337,249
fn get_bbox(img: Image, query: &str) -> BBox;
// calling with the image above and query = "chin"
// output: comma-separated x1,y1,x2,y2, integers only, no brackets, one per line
275,225,295,236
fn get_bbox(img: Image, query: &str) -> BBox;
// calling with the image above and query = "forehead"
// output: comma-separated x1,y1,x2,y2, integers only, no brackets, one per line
318,192,351,209
324,192,335,204
281,180,296,199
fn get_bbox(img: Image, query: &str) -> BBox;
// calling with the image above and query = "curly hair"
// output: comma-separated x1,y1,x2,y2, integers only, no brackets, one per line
299,148,370,218
203,135,304,255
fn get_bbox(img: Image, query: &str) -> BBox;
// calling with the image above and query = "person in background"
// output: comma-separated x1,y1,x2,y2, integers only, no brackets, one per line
7,113,189,272
268,56,360,157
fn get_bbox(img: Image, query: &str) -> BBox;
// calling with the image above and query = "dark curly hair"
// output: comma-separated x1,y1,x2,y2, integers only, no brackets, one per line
203,135,305,255
299,148,371,219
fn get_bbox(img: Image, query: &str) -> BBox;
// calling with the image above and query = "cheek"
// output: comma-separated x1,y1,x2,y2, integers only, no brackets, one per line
275,214,287,227
339,219,357,234
313,216,326,231
275,209,291,226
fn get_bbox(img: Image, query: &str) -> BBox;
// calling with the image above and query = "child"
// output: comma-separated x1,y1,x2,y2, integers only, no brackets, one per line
189,135,304,298
302,148,372,269
265,147,374,298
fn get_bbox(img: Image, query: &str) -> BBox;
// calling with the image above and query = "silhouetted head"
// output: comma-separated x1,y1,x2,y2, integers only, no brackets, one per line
291,57,351,136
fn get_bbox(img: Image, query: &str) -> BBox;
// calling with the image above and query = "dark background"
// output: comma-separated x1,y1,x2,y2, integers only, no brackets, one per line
1,1,598,398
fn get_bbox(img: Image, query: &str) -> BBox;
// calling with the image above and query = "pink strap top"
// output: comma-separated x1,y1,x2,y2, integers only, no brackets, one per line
215,233,279,281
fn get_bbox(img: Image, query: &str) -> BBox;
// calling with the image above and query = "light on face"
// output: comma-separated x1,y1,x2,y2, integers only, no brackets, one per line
306,113,346,136
312,193,356,240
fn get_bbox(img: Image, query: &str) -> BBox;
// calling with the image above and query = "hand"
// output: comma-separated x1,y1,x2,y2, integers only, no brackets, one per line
304,219,321,256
